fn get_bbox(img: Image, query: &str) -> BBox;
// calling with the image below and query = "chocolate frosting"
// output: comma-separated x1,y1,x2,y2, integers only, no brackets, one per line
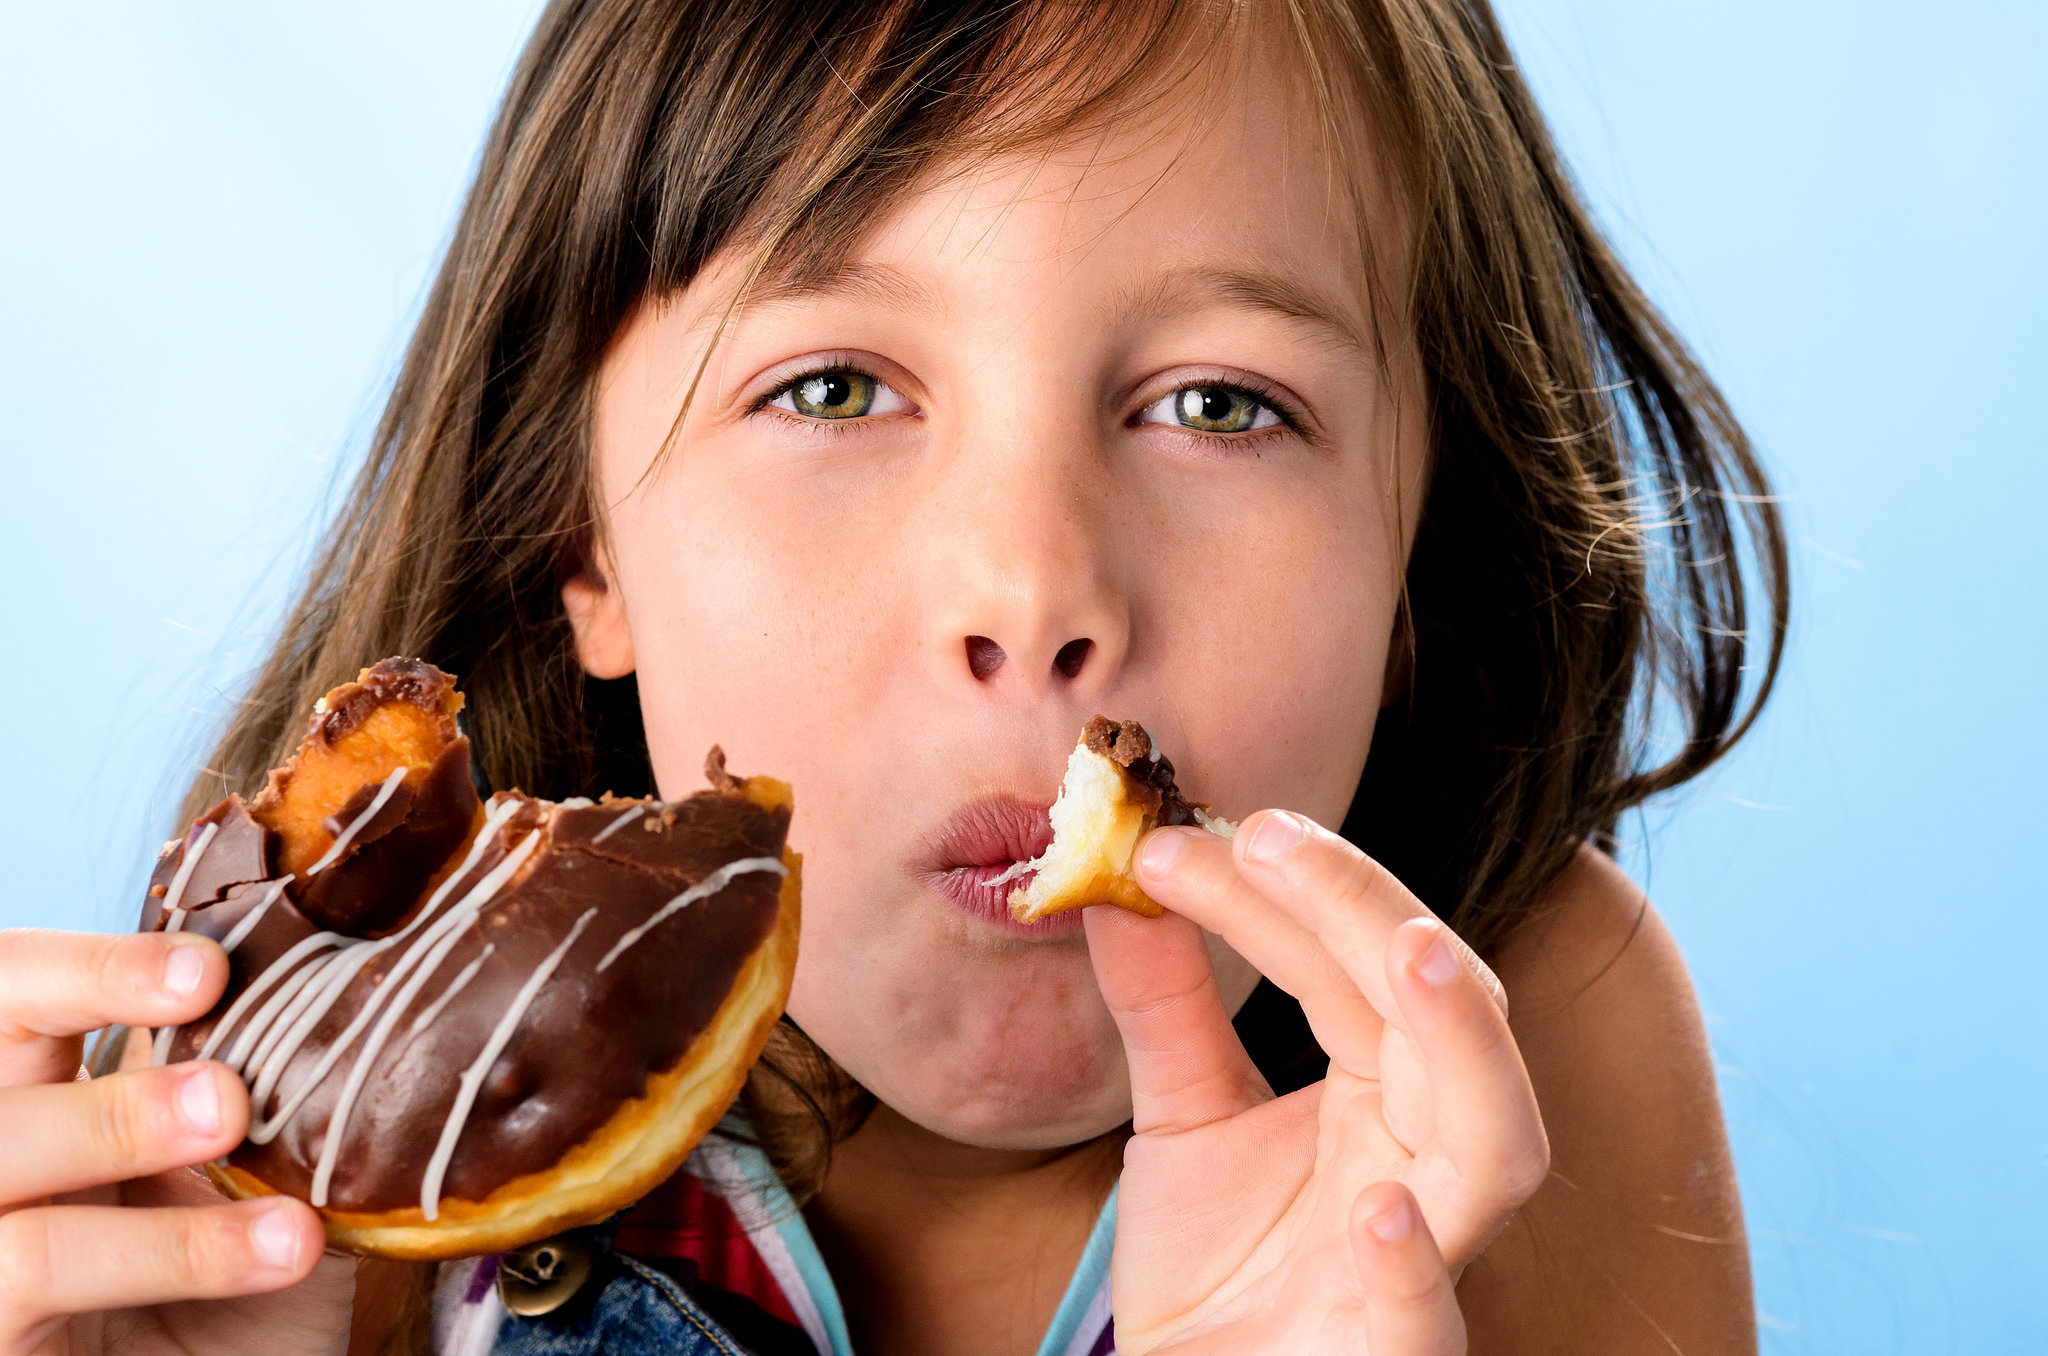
1083,715,1203,827
141,799,275,933
149,776,787,1215
292,738,482,936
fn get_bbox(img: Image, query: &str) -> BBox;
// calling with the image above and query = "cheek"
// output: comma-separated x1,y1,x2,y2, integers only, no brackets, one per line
1147,476,1395,827
610,466,903,790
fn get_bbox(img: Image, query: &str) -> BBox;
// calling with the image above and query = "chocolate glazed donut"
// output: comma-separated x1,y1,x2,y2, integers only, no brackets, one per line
141,659,801,1260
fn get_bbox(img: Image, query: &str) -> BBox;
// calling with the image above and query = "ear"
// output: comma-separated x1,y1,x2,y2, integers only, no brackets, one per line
562,551,635,680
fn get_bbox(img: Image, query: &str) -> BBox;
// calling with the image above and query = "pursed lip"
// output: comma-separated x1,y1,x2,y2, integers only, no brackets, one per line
918,795,1078,939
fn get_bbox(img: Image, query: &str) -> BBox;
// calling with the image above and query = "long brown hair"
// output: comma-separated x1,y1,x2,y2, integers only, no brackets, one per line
187,0,1785,1323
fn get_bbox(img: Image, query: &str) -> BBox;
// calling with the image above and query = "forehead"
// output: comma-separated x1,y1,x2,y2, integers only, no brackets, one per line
737,31,1388,353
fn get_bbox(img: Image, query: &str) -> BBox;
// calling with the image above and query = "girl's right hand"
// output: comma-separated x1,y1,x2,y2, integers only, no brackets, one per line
0,928,354,1356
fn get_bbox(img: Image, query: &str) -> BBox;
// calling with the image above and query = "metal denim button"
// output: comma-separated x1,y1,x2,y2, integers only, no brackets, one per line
497,1234,595,1318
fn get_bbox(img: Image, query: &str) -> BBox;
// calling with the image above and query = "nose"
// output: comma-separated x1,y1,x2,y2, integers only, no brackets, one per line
916,429,1132,703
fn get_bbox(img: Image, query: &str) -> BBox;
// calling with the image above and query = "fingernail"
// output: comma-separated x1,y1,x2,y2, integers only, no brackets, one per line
1416,931,1462,988
162,942,206,999
174,1065,222,1136
250,1204,302,1270
1370,1197,1415,1243
1242,811,1308,864
1137,828,1188,879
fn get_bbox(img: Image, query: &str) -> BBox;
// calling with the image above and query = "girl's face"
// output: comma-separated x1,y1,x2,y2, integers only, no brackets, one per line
573,50,1424,1150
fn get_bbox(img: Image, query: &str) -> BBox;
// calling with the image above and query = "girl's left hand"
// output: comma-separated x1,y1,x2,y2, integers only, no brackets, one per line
1083,810,1548,1355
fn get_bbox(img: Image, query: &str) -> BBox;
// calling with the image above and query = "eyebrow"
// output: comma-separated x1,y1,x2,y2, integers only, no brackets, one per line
739,260,947,315
739,258,1370,355
1101,265,1373,357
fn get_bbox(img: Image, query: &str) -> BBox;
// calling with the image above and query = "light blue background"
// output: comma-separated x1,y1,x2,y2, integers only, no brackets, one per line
2,4,2041,1350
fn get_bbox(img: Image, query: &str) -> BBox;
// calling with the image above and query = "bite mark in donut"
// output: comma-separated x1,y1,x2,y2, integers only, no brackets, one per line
142,658,799,1259
1002,716,1233,923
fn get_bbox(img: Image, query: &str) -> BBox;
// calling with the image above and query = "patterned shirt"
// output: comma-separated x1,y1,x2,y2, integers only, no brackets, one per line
431,1132,1118,1356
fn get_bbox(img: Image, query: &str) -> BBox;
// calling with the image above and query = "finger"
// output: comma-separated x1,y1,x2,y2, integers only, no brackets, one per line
0,1062,248,1204
1228,811,1506,1022
0,1197,321,1335
1388,917,1549,1261
1084,904,1271,1134
0,930,228,1086
1350,1181,1466,1356
1132,827,1387,1071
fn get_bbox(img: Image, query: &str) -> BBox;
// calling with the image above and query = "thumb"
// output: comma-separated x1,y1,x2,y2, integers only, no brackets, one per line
1084,903,1270,1135
1351,1181,1466,1356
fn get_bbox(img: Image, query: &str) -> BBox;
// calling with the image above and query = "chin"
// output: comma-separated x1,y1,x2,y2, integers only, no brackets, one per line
797,981,1135,1150
886,1037,1135,1150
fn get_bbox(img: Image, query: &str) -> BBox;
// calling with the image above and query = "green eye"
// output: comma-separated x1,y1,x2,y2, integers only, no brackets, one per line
1149,384,1281,434
767,367,915,422
786,370,875,419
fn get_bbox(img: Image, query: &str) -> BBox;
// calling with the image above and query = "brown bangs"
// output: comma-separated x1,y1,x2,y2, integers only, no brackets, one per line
606,0,1253,324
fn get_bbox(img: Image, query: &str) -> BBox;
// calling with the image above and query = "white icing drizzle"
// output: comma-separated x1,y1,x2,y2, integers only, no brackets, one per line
148,847,289,1065
590,803,645,844
245,945,385,1126
557,797,594,810
161,821,220,914
309,819,542,1206
305,766,410,876
219,878,292,955
419,908,597,1221
1191,807,1237,840
222,948,345,1073
594,856,786,972
236,957,340,1075
408,945,494,1035
173,798,527,1110
193,932,348,1063
251,798,530,1177
151,1021,180,1067
254,801,529,1160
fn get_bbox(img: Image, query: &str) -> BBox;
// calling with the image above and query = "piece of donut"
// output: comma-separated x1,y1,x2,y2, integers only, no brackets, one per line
1002,716,1233,924
142,658,799,1260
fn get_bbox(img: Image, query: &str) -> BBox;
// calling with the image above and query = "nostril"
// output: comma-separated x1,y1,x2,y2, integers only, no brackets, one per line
1053,638,1092,679
966,636,1006,681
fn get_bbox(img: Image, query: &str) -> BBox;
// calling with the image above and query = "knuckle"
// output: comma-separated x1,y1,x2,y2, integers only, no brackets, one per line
83,1074,156,1169
1325,845,1383,913
0,1211,53,1304
1459,1001,1516,1067
147,1208,223,1292
93,932,150,1000
1116,967,1214,1025
190,1208,244,1279
1496,1134,1552,1203
1383,1254,1451,1306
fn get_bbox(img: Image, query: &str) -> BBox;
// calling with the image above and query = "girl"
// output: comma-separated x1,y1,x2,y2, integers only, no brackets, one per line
0,1,1786,1352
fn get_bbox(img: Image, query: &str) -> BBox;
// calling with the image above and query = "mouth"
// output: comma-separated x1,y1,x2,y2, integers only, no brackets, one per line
918,795,1079,939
